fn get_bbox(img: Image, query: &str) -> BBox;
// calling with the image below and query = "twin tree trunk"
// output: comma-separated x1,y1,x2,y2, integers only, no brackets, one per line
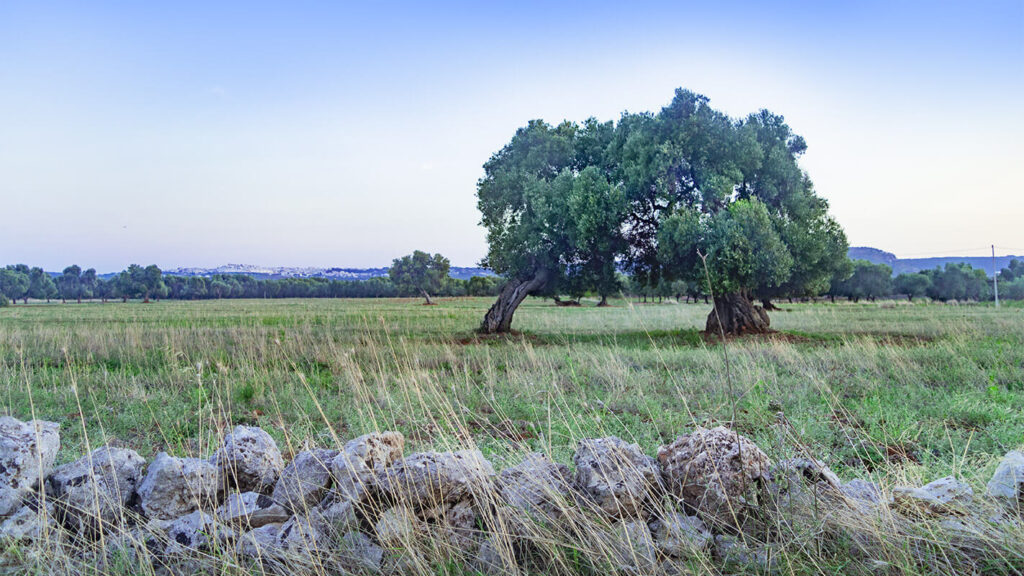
480,273,770,337
479,270,550,334
706,292,771,336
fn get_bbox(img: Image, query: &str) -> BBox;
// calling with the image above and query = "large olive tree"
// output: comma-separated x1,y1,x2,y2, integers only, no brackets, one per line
477,89,847,335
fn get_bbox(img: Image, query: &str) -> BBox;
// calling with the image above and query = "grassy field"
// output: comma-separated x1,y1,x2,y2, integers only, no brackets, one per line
1,297,1022,574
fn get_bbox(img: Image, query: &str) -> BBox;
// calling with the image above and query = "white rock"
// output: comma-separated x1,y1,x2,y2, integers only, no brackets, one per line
893,476,974,516
137,452,218,520
215,491,288,528
377,450,495,511
574,437,662,518
271,448,338,513
987,450,1023,510
0,501,56,542
331,431,403,503
47,446,146,532
0,416,60,491
649,512,711,557
213,426,284,494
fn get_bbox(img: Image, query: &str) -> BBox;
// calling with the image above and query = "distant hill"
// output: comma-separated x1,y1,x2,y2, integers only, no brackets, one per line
848,247,1021,276
160,264,495,281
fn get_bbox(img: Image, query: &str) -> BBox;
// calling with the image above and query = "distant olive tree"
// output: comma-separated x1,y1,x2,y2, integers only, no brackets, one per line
894,273,931,301
389,251,451,305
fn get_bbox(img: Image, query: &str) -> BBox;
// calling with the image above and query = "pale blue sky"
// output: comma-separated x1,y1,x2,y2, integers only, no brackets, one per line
1,1,1021,271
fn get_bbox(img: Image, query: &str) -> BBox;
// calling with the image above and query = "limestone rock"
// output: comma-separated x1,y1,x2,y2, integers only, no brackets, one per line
318,496,360,534
375,505,420,549
338,530,384,573
215,491,288,529
236,522,283,558
47,446,146,532
213,426,284,494
277,512,332,555
608,519,658,572
649,512,711,557
573,437,661,518
658,427,771,528
893,476,973,517
328,432,403,510
440,499,480,555
0,501,55,542
138,452,218,520
986,450,1023,512
271,448,338,513
713,534,777,570
0,416,60,491
841,478,882,511
377,450,495,511
473,535,518,576
0,487,23,518
499,452,572,520
165,510,230,552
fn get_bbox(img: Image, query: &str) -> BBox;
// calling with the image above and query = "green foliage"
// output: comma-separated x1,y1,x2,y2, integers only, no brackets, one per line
830,260,893,301
477,88,847,325
924,263,990,302
389,251,451,302
894,272,932,301
659,199,792,297
0,266,30,302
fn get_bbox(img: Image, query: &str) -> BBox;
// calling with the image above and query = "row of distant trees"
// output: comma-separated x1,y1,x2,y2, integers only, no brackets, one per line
0,260,503,306
826,259,1024,303
3,257,1020,307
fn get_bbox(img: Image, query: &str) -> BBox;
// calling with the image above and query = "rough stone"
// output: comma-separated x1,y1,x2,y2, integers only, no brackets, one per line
0,416,60,491
712,534,777,570
47,446,146,532
236,522,283,558
271,448,338,513
841,479,881,505
0,501,56,542
277,512,332,555
164,510,230,552
608,519,658,572
658,426,771,528
472,535,518,576
499,452,572,520
377,450,495,511
331,432,404,502
893,476,973,517
986,450,1023,511
0,487,23,518
338,530,384,573
440,499,480,555
374,505,420,549
318,496,360,534
213,426,284,494
137,452,218,520
215,491,288,529
649,512,711,557
573,437,662,518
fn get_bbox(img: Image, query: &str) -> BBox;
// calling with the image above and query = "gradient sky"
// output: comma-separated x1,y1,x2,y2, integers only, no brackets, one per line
2,1,1022,272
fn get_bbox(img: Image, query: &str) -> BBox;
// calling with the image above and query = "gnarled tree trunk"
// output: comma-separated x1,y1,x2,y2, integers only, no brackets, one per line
420,289,434,305
706,292,771,336
597,295,609,307
479,270,549,334
760,298,780,311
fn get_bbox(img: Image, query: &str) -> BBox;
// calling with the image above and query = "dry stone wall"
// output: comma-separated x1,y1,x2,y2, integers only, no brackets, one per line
0,417,1020,574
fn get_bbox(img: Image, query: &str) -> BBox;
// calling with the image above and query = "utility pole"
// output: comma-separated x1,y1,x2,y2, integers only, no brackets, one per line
992,245,999,307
